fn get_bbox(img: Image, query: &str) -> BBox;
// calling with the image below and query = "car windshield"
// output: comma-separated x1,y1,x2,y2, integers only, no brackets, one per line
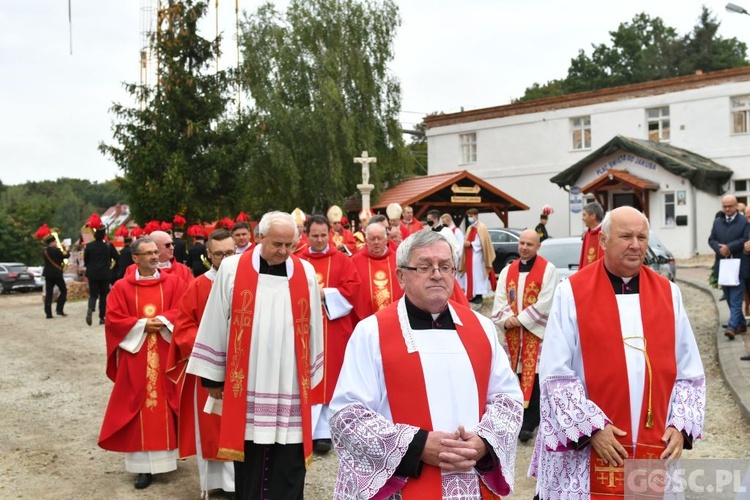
539,244,580,270
8,265,26,273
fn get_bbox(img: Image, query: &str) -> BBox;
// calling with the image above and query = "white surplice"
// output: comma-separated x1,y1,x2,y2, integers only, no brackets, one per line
531,278,705,500
329,298,524,500
186,246,324,445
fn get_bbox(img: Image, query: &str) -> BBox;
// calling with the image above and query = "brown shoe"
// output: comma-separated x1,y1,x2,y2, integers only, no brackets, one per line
725,329,736,340
738,325,747,334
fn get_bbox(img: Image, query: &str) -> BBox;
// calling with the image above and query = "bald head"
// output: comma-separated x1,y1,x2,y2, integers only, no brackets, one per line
149,230,173,262
722,195,739,218
600,206,649,277
518,229,541,261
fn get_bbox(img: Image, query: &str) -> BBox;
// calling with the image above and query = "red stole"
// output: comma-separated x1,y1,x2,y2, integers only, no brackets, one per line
505,256,547,406
377,301,495,499
304,250,333,404
464,226,478,298
569,261,676,499
579,226,603,270
218,251,314,467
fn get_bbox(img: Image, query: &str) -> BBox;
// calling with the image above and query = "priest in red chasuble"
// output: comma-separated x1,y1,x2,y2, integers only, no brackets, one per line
186,211,324,500
531,207,705,499
350,222,403,318
98,237,184,490
150,229,193,287
165,228,236,497
578,201,605,270
299,214,361,454
330,230,523,499
491,229,558,444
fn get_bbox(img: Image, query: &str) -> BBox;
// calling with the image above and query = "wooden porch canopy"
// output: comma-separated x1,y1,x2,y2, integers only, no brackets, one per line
581,169,659,217
371,170,529,227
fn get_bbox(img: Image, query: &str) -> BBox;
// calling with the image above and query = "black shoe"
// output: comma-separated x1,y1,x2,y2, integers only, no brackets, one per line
134,473,152,489
470,296,483,304
221,491,236,500
518,429,535,443
46,315,54,319
56,311,67,317
722,323,728,328
741,355,750,361
99,318,105,325
86,310,92,326
313,438,332,454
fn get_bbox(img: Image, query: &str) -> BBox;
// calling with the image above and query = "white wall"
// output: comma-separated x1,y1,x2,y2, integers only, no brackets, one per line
427,79,750,257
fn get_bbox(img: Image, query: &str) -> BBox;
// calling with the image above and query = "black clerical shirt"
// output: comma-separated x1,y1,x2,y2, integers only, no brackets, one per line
605,266,639,294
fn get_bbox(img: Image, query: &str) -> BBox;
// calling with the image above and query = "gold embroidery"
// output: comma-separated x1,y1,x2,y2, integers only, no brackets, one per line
295,298,311,399
594,458,625,488
229,289,254,397
143,303,157,318
145,332,159,409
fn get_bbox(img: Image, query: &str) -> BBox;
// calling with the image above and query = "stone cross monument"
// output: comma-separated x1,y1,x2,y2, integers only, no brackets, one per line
354,150,377,213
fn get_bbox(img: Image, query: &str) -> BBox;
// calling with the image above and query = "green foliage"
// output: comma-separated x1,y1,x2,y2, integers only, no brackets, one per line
517,7,748,102
100,0,250,224
0,178,126,264
238,0,411,213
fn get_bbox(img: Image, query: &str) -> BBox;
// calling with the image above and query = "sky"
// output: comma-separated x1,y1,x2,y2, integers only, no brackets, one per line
1,0,747,186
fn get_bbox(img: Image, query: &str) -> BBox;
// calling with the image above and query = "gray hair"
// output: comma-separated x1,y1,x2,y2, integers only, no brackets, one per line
258,211,298,238
396,229,456,267
131,236,155,254
583,202,604,222
600,207,650,239
365,222,387,238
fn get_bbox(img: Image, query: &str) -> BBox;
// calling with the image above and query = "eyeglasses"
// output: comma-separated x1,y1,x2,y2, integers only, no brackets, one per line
163,242,174,248
210,251,236,259
134,250,159,256
401,264,456,277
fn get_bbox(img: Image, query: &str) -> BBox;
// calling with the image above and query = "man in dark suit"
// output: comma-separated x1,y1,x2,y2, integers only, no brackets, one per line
42,234,70,319
84,227,120,325
115,235,133,282
709,194,749,340
187,234,208,277
173,227,188,264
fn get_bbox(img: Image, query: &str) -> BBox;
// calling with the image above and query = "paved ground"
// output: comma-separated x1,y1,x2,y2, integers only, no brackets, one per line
677,264,750,423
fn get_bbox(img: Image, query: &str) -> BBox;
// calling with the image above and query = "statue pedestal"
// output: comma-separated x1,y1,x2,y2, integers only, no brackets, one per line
357,183,375,212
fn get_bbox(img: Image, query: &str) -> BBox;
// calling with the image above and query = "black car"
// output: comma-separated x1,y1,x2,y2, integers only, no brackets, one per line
0,262,37,294
487,228,523,273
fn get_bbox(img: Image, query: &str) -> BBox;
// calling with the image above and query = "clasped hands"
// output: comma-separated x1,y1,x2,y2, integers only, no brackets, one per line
590,424,684,467
421,425,487,472
144,317,165,333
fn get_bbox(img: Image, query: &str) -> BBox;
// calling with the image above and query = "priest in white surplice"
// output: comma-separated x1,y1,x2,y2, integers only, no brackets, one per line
186,211,324,500
491,229,558,444
531,207,705,499
329,230,523,500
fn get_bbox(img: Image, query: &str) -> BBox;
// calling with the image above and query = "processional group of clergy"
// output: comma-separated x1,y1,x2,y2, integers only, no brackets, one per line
86,200,705,500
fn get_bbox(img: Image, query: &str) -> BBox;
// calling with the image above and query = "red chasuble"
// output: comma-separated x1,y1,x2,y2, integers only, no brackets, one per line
376,300,496,499
505,255,548,407
350,246,402,319
330,228,357,255
99,271,182,453
569,260,676,499
578,226,603,270
299,247,361,404
219,252,315,467
160,259,193,288
165,274,225,460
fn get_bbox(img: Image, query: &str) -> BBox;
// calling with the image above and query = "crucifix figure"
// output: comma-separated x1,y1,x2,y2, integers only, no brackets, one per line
354,150,377,186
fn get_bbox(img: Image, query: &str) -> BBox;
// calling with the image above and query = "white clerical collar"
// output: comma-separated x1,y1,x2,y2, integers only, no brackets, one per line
309,247,329,254
136,269,161,280
236,243,252,254
157,260,172,269
204,267,217,281
520,258,529,265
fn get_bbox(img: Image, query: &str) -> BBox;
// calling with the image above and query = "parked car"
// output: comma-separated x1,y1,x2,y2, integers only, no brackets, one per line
487,228,523,273
0,262,37,293
27,266,44,290
647,231,676,282
538,237,582,281
538,231,677,282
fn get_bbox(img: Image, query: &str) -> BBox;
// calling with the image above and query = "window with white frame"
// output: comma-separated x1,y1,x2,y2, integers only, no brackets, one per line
664,192,675,227
734,179,749,206
460,132,477,163
731,95,750,134
646,106,670,142
571,116,591,150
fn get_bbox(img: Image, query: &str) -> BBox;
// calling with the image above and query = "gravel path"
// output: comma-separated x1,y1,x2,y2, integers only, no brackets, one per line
0,279,746,499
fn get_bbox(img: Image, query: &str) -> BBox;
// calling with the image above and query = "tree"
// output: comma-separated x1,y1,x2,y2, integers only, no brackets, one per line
100,0,250,225
517,8,748,102
238,0,411,213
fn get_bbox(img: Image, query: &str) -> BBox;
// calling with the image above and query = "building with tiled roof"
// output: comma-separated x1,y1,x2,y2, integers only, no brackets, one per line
424,66,750,257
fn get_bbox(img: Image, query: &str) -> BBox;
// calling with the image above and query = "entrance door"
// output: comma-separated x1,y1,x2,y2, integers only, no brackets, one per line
612,193,642,211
